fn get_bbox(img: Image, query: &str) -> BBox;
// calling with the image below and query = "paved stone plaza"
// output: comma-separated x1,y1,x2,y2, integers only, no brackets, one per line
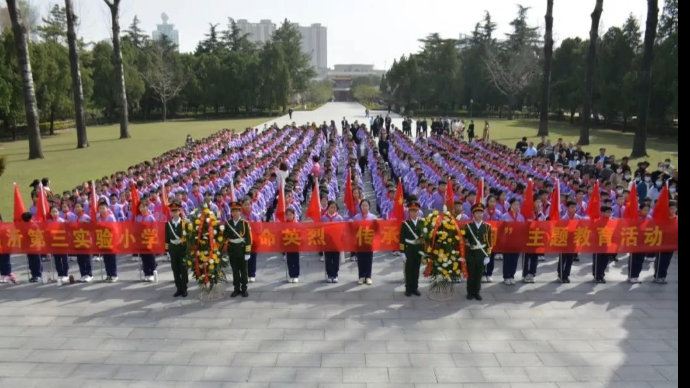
0,103,678,387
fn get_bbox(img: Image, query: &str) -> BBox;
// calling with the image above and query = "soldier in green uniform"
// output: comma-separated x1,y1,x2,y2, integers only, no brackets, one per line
461,203,493,301
225,202,252,298
165,201,188,298
399,200,426,297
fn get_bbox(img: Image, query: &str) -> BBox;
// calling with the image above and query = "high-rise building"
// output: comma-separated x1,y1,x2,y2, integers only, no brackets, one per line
153,13,179,48
234,19,328,73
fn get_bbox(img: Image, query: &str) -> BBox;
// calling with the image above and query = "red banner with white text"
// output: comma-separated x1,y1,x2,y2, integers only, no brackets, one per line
0,220,678,254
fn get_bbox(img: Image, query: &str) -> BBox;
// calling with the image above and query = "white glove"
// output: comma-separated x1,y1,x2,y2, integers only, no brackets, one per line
245,255,251,261
484,257,490,265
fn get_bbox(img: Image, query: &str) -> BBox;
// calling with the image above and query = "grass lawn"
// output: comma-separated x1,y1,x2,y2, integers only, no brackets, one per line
486,119,678,166
0,118,265,218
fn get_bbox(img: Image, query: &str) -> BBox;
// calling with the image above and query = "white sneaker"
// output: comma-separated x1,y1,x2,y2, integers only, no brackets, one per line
293,278,299,283
511,279,517,285
110,277,118,283
62,276,70,282
365,278,373,285
0,276,7,283
249,277,256,283
93,256,102,262
524,274,535,283
332,277,339,283
481,276,489,283
79,276,87,283
320,257,325,262
630,278,641,284
487,277,494,283
153,271,159,283
83,276,93,283
504,279,511,285
326,278,333,283
358,278,365,285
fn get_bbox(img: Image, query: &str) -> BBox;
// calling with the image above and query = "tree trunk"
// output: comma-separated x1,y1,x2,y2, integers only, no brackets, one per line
104,0,130,139
65,0,88,148
579,0,604,146
7,0,43,159
162,100,167,122
49,108,55,135
538,0,555,137
632,0,659,158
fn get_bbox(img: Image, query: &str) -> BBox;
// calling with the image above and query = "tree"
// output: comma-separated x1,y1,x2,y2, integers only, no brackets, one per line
32,40,71,135
597,24,639,128
579,0,604,146
538,0,554,136
139,38,188,121
6,0,42,159
631,0,660,158
304,79,332,105
273,20,315,95
352,84,381,104
37,4,67,44
552,38,586,123
65,0,87,148
258,41,289,113
0,0,40,38
0,30,25,141
124,15,148,48
103,0,130,139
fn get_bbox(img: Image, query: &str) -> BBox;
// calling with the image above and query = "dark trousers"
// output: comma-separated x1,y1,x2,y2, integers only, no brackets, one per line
503,253,520,279
170,255,188,292
287,252,300,278
104,254,117,277
76,255,93,277
358,157,368,175
141,254,157,276
28,254,42,279
357,252,373,279
593,254,610,280
484,253,496,277
230,255,249,292
0,254,11,276
655,252,673,280
629,253,646,279
404,253,422,293
523,254,539,277
248,253,257,277
54,255,69,277
325,252,340,278
466,256,484,296
557,254,576,280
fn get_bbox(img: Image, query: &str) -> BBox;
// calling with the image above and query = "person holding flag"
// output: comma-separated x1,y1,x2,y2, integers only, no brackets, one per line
225,202,253,298
462,203,493,301
559,201,586,283
166,201,188,297
136,201,158,282
520,181,538,284
399,200,426,297
654,198,677,285
592,205,614,283
628,202,653,283
0,213,17,284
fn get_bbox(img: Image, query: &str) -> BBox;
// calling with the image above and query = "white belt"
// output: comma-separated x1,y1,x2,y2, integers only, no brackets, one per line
470,244,487,250
405,239,421,245
170,239,182,245
229,238,244,244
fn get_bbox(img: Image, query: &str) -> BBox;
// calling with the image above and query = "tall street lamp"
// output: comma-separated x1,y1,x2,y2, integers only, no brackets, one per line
470,99,474,120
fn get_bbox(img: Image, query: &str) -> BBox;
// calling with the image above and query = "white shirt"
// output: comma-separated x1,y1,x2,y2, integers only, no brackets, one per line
524,147,538,157
474,221,484,229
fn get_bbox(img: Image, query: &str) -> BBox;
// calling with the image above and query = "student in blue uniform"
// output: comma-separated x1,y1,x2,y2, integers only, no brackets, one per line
136,202,158,282
284,208,301,283
97,201,119,282
352,199,378,285
48,206,70,283
499,198,526,285
593,206,614,283
73,203,94,282
0,214,17,284
558,201,585,283
654,200,677,284
628,203,652,283
322,201,344,283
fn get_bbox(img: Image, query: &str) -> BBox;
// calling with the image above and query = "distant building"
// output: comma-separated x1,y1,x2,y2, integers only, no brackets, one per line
152,13,179,48
328,64,385,78
332,76,354,102
234,19,328,74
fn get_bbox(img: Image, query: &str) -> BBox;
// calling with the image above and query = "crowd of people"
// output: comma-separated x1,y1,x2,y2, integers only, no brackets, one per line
0,115,678,300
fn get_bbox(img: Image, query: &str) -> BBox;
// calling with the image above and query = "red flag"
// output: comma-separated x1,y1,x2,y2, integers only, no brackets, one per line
13,183,26,222
521,180,535,220
344,169,355,216
275,183,286,222
390,179,405,222
475,177,484,205
625,183,639,220
161,184,171,221
90,181,98,222
445,178,455,211
549,180,561,221
653,183,670,222
130,182,140,221
307,183,322,222
35,183,48,222
588,181,601,220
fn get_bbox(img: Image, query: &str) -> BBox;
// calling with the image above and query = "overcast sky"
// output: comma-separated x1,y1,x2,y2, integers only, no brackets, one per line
34,0,648,69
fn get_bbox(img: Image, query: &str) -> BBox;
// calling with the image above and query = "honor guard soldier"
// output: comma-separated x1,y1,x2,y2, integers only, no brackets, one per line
225,202,252,298
166,201,189,297
399,200,426,297
462,203,493,301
